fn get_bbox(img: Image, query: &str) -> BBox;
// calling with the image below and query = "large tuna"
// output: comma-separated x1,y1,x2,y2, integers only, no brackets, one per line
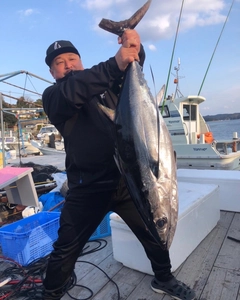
99,0,178,250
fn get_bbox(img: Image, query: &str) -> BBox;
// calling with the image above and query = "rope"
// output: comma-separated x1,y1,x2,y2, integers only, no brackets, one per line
0,239,120,300
198,0,235,95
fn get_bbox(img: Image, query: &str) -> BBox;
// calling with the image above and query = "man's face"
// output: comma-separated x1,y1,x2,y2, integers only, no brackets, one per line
50,52,84,80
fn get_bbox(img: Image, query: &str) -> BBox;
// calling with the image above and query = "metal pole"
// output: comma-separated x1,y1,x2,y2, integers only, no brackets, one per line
0,70,53,84
0,93,6,167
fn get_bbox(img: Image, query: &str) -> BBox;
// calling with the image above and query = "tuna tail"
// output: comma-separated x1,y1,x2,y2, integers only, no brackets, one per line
98,0,152,36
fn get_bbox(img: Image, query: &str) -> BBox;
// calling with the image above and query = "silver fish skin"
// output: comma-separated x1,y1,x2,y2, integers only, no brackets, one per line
98,0,178,250
114,61,178,250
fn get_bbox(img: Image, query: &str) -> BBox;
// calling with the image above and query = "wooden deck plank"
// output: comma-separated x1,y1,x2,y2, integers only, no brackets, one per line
171,211,234,298
63,254,124,299
200,267,240,300
215,212,240,271
62,238,122,300
91,267,146,300
72,239,114,281
125,275,165,300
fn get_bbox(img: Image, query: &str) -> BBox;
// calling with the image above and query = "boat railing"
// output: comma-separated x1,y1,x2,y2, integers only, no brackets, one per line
214,139,240,155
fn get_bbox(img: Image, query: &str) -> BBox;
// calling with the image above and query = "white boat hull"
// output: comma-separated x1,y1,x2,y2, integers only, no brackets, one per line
176,155,240,170
174,143,240,170
39,147,65,156
30,140,65,156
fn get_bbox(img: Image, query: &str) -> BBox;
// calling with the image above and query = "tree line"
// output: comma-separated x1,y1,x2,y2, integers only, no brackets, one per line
203,113,240,122
1,97,45,128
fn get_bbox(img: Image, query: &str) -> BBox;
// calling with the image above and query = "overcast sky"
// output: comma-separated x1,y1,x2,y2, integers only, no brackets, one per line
0,0,239,115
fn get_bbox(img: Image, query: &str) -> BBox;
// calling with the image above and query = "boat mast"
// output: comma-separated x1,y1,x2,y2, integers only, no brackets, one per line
173,58,184,99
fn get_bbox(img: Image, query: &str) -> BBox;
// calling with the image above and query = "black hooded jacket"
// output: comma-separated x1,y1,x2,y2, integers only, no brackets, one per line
42,45,145,191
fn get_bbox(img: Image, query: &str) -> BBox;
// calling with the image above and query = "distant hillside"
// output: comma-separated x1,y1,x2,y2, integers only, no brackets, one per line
203,113,240,122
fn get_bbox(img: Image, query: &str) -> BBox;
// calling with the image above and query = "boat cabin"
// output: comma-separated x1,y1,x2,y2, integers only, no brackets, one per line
160,95,211,145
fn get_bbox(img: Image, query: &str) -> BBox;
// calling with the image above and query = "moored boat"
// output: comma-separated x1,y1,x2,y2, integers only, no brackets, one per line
30,139,65,156
160,94,240,170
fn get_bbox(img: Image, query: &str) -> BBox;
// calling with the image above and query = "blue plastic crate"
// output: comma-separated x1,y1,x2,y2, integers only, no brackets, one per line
0,212,60,266
0,211,111,265
89,212,111,241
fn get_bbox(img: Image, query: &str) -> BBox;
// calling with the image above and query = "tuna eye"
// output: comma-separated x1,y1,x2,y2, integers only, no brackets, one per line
156,217,167,228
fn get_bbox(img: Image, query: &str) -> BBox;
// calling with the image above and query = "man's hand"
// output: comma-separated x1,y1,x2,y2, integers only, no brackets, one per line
118,29,141,53
115,29,141,71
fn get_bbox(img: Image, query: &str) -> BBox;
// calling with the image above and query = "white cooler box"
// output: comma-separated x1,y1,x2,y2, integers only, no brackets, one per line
110,181,220,274
177,169,240,212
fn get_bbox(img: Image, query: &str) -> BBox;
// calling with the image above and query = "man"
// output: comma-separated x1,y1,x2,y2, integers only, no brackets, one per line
42,30,196,300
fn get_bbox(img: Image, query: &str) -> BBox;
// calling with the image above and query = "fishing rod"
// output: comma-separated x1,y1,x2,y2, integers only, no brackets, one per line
164,0,185,101
198,0,235,95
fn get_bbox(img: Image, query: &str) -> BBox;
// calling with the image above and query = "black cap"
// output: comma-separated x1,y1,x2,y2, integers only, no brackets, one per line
45,40,80,67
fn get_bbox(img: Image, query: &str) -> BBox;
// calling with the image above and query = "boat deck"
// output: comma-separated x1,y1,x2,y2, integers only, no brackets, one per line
2,156,240,299
57,210,240,300
0,211,239,299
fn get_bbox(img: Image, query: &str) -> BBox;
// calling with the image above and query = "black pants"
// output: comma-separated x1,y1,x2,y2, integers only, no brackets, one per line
43,177,173,299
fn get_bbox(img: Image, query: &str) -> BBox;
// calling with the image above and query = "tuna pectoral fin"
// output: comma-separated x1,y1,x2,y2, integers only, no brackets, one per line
97,103,115,121
98,0,152,36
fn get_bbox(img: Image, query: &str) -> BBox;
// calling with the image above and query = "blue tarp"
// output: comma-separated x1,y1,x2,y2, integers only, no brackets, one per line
39,192,64,212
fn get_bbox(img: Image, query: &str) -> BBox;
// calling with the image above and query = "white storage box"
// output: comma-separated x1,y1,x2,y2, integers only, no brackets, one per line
177,169,240,212
110,181,220,274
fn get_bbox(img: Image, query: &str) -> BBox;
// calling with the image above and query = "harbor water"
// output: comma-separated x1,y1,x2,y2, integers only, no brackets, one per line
207,119,240,140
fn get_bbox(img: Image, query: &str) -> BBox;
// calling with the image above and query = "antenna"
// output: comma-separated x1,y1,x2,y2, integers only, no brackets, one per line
172,58,184,99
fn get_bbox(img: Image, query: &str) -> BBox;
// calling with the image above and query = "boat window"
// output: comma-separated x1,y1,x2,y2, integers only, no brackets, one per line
40,126,56,134
159,105,180,118
159,105,170,118
183,104,197,121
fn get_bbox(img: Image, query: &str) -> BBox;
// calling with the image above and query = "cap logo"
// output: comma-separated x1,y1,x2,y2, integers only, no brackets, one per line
54,42,62,50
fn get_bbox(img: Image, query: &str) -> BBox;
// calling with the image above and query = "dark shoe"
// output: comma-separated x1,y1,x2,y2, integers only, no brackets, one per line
43,289,64,300
151,277,196,300
43,274,75,300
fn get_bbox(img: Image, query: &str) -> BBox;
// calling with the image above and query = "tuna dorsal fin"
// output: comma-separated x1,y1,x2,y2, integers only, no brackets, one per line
98,0,152,36
156,85,165,106
155,85,166,180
